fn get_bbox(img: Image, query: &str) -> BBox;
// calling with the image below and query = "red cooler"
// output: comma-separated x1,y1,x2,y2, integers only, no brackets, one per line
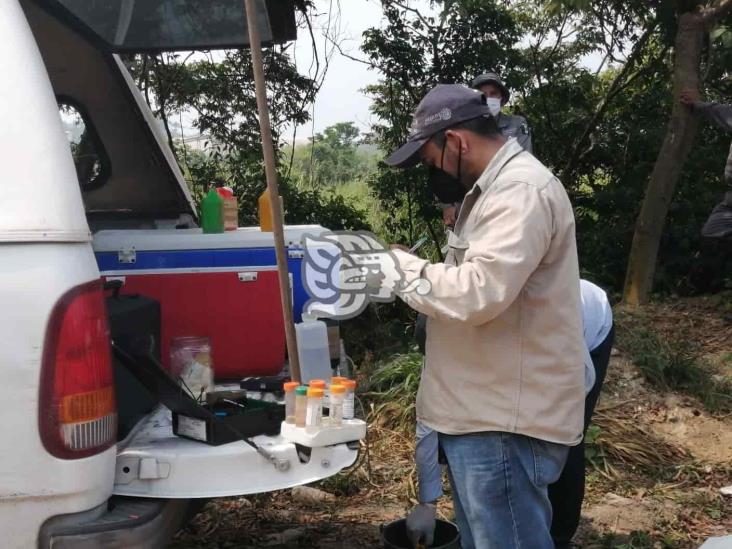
93,225,326,380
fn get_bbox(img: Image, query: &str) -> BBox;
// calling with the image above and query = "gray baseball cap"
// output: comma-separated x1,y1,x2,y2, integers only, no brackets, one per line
471,72,510,104
385,84,491,168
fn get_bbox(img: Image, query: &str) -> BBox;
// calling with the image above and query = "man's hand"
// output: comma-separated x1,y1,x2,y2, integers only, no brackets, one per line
406,503,436,548
680,89,699,107
390,244,411,253
442,205,457,227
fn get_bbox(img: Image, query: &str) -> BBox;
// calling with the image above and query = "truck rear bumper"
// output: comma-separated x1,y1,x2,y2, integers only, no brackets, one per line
39,496,189,549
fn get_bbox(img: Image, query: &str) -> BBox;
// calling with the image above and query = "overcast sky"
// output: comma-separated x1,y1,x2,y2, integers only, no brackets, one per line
288,0,387,139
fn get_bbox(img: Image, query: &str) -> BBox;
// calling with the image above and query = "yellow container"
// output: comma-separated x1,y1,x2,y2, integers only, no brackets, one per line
258,189,284,232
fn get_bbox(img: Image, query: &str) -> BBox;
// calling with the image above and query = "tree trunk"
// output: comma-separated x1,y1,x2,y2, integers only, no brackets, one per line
622,12,705,307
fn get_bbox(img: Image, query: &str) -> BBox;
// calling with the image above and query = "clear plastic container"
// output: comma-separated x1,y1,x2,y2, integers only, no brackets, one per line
284,381,299,424
294,386,308,428
329,384,345,426
295,313,332,383
170,336,214,400
342,379,356,420
305,387,324,434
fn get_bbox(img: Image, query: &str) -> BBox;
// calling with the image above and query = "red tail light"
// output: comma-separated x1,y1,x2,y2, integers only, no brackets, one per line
39,280,116,459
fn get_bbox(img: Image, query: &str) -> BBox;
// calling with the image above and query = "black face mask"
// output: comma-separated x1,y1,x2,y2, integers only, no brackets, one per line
427,166,466,204
427,137,465,204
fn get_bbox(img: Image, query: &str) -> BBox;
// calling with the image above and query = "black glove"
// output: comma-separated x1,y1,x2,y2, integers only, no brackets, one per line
406,503,436,547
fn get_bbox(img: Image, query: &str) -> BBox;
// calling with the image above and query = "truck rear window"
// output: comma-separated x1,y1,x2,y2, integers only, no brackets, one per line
38,0,297,52
58,99,110,191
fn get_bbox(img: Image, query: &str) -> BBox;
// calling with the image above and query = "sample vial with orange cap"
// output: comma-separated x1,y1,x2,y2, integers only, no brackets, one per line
309,379,328,410
283,381,299,424
305,387,324,433
342,379,357,420
329,384,345,426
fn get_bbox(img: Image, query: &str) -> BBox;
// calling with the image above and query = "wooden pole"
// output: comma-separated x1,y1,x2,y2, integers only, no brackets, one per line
244,0,301,382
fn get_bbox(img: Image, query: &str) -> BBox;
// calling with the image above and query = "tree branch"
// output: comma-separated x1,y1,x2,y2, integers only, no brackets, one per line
702,0,732,24
390,0,432,28
560,19,659,183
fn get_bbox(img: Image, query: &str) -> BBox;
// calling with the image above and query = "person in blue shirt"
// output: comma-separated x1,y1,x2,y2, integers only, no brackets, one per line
407,279,614,549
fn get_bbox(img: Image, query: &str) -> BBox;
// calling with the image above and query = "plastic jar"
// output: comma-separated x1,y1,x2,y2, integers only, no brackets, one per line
342,379,356,420
284,381,299,424
329,384,345,426
295,386,308,427
305,387,324,434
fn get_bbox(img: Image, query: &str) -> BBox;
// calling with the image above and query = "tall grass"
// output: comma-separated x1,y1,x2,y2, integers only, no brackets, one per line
615,309,732,414
364,352,423,431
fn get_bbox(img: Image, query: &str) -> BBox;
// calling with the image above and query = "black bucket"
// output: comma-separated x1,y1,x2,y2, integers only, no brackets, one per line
381,518,460,549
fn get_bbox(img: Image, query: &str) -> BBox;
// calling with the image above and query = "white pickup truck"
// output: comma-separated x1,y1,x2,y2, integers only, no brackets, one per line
0,1,361,547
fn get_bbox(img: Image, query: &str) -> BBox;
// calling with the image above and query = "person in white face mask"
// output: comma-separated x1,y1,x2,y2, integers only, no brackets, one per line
432,72,532,228
471,71,532,153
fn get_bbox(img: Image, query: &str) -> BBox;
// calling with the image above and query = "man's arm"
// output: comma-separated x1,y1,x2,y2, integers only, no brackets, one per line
693,102,732,132
407,422,441,547
392,180,553,326
680,89,732,132
415,422,443,503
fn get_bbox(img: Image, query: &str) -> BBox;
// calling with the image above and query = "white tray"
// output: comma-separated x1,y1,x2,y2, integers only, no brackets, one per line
280,419,367,447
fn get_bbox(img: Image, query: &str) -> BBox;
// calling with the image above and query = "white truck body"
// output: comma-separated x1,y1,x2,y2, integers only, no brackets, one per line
0,2,360,547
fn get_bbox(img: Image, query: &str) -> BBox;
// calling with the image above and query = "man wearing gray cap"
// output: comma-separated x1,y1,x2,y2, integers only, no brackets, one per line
471,71,532,153
385,84,585,549
435,72,530,232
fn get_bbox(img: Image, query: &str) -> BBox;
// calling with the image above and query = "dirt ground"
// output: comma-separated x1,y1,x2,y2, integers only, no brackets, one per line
171,299,732,549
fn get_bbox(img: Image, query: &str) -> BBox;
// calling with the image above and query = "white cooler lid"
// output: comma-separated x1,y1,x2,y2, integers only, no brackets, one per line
92,225,328,252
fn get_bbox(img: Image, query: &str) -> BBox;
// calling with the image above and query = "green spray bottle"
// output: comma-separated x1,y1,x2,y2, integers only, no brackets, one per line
201,188,224,234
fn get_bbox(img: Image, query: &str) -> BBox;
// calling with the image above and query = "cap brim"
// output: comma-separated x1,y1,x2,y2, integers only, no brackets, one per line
471,77,509,103
384,137,429,168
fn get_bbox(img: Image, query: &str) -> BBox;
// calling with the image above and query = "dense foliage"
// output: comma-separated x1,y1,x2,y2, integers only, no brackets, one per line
129,0,731,295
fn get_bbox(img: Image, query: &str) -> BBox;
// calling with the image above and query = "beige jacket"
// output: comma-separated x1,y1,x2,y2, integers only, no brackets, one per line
393,138,585,445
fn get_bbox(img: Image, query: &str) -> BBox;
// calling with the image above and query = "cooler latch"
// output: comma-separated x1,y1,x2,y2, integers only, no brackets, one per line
118,247,137,264
238,272,258,282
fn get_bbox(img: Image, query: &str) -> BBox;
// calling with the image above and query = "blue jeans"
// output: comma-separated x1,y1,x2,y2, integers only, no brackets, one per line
439,431,569,549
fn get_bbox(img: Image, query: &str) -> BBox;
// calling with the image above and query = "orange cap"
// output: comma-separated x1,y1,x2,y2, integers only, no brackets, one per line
283,381,299,392
307,387,324,397
309,379,326,389
330,384,346,394
331,376,348,384
342,379,357,389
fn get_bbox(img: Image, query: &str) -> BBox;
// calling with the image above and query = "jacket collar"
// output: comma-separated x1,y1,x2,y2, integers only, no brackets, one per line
453,138,524,234
474,137,525,194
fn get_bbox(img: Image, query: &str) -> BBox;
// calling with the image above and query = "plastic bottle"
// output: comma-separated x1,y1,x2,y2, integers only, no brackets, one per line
217,186,238,231
305,387,324,434
284,381,299,424
201,188,224,234
258,189,272,232
294,386,308,428
329,384,345,426
258,189,284,232
342,379,356,420
295,314,332,383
